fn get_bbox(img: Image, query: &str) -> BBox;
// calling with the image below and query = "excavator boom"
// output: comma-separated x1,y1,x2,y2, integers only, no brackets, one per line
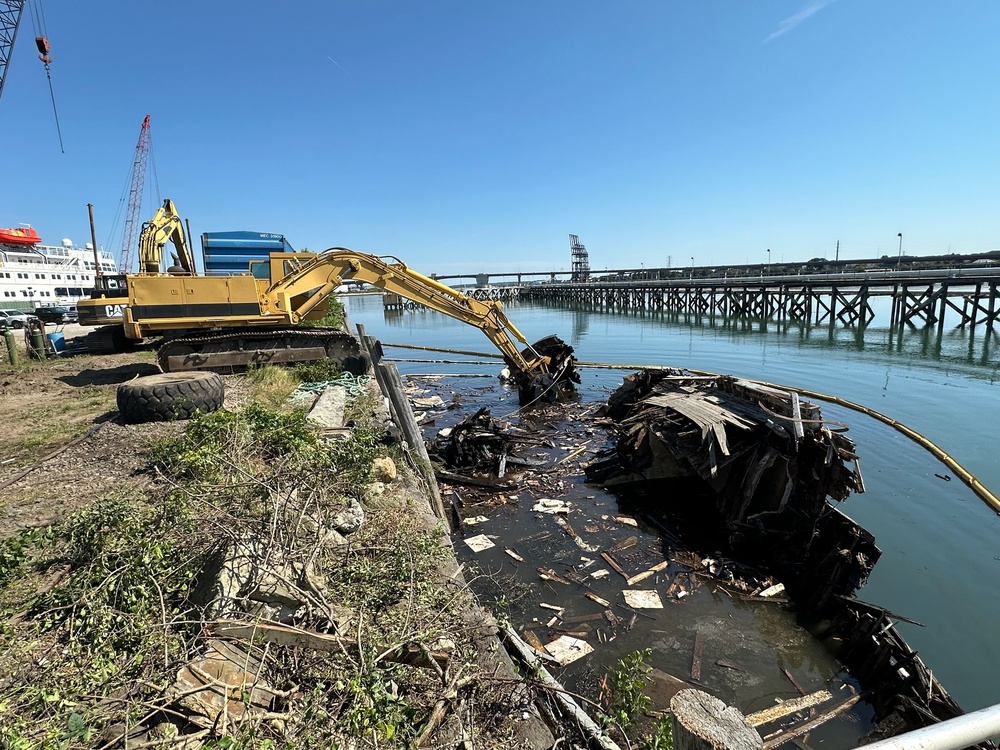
139,199,194,275
262,248,542,373
131,247,578,403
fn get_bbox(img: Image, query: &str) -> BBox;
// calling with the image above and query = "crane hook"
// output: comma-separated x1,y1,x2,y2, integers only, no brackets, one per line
35,35,51,65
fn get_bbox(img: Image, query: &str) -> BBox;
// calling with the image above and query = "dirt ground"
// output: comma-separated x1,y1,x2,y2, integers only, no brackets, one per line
0,337,247,539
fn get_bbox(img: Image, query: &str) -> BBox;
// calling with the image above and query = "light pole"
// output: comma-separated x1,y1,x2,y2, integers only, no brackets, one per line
896,233,903,267
690,256,694,280
767,248,771,276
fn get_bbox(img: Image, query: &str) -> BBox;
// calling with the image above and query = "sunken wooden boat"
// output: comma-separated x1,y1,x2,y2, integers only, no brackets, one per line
586,368,992,747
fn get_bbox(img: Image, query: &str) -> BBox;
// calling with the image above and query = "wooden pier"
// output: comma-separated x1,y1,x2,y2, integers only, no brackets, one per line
519,268,1000,332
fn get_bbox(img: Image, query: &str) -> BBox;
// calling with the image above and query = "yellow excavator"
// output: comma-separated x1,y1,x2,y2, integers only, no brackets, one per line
96,242,579,404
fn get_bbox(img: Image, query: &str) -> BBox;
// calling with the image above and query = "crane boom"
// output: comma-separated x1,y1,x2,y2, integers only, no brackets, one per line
120,115,151,273
0,0,25,103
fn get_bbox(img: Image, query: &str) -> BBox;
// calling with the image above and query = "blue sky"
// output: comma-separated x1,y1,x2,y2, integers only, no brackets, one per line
3,1,999,274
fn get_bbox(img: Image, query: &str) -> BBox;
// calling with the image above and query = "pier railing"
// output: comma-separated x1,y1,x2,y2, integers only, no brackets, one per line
518,267,1000,332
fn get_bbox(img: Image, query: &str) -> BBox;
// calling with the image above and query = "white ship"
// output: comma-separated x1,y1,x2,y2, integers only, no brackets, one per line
0,225,118,307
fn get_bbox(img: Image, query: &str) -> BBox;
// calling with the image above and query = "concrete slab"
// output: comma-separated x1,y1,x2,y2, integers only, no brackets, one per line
307,385,347,429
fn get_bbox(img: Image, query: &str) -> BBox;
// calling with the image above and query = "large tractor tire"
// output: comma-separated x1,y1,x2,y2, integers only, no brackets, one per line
117,372,224,424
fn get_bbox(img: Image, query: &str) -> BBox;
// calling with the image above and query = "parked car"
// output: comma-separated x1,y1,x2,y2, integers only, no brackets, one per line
33,305,78,325
0,309,36,329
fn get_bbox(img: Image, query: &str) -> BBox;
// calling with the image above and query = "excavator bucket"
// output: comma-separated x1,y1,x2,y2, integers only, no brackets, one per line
511,335,580,405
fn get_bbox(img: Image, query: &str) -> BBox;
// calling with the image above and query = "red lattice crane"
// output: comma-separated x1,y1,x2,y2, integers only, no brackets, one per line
120,114,151,273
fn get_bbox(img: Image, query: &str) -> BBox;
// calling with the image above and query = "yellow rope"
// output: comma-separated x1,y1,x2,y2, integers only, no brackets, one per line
684,368,1000,514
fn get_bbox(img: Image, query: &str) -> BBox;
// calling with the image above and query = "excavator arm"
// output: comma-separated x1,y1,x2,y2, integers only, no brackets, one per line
139,199,195,275
262,247,549,376
128,244,577,403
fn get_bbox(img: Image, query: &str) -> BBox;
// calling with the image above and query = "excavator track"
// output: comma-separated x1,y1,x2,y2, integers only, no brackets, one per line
156,327,370,375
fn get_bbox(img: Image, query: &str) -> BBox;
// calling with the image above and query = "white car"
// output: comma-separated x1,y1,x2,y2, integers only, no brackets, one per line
0,309,36,329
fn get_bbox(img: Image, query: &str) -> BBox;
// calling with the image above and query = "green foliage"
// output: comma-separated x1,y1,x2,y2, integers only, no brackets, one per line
153,402,324,481
0,492,198,747
291,357,343,384
301,295,345,330
605,649,653,730
335,666,417,744
320,424,388,489
644,715,674,750
0,526,49,589
36,493,197,656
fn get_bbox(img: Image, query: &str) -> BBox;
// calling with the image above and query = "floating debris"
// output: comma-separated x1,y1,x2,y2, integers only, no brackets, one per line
463,534,496,552
622,590,663,609
533,498,571,514
544,635,594,666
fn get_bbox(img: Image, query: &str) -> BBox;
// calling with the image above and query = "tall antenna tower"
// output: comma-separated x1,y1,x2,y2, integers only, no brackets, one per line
570,234,590,282
120,114,151,273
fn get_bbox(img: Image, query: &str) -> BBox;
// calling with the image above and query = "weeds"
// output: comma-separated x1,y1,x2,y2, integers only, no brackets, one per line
0,491,200,747
0,386,545,748
605,649,653,729
245,364,299,408
291,357,344,384
300,294,345,330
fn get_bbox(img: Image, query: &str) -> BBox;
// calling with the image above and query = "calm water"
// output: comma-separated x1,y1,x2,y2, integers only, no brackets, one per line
343,293,1000,718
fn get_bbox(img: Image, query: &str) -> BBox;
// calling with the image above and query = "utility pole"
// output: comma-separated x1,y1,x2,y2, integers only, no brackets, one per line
835,240,840,262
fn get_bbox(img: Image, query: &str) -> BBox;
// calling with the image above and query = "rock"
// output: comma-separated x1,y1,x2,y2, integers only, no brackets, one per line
172,639,276,726
307,386,347,429
332,497,365,534
373,456,397,482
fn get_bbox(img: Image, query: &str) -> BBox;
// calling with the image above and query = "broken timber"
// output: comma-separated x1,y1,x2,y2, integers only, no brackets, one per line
586,368,876,607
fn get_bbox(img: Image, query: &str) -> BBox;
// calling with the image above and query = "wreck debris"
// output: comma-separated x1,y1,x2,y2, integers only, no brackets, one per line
622,589,663,609
586,369,878,607
463,533,496,552
428,407,509,473
826,598,991,747
412,369,986,747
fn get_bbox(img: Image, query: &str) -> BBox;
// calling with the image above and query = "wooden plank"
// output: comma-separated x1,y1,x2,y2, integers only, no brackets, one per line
761,695,861,749
601,552,629,579
585,592,611,607
609,535,638,553
537,567,571,585
691,631,703,681
746,690,833,727
627,560,669,586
